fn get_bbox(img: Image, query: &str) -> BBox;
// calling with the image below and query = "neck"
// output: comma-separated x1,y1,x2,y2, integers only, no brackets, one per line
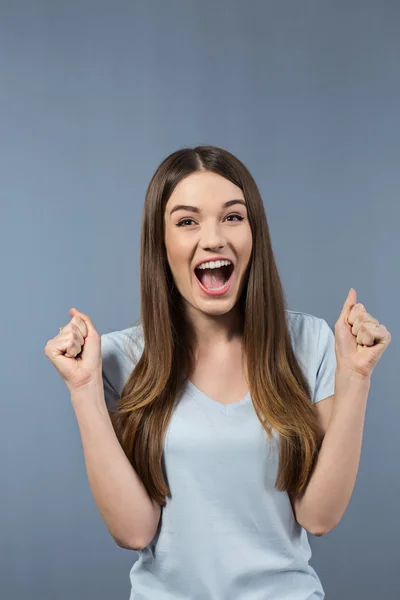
188,310,244,349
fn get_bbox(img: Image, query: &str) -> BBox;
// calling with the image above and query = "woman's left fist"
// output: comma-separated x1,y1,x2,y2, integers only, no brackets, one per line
334,288,392,379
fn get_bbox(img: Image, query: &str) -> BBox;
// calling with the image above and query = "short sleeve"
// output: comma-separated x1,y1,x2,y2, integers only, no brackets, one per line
313,318,337,403
100,326,143,412
100,334,120,412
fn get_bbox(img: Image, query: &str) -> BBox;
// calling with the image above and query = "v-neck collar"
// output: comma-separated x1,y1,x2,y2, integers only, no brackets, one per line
184,379,251,415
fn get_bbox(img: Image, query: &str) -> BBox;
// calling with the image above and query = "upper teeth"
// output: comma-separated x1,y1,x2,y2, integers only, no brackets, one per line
197,260,232,270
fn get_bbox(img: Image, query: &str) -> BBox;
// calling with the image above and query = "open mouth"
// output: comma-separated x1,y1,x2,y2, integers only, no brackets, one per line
194,263,234,290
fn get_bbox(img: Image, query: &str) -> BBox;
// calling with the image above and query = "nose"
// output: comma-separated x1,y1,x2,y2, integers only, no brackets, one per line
199,224,226,251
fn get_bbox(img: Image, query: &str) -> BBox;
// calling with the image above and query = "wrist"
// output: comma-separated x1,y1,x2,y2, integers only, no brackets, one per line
334,366,371,395
69,377,106,410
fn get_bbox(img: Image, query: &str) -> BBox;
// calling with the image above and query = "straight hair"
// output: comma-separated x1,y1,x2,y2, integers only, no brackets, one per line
109,145,322,507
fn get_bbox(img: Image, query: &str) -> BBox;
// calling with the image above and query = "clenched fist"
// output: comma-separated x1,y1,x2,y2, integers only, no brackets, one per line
45,308,102,393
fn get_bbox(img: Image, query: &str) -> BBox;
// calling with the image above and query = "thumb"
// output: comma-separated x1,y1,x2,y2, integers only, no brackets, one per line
339,288,357,326
69,307,97,335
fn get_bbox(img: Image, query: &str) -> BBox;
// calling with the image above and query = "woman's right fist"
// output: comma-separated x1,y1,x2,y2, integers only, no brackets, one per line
45,308,102,393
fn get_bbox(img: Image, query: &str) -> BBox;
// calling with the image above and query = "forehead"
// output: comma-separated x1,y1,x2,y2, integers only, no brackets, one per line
166,171,244,206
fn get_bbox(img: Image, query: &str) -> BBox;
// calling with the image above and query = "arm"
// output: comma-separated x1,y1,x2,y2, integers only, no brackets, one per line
292,368,371,536
71,379,161,550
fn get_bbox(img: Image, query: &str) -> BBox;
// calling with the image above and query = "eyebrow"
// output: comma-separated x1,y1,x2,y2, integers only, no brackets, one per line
169,199,247,216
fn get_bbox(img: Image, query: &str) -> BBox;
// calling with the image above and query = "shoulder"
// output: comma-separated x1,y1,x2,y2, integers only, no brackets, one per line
285,309,334,372
285,309,325,340
100,322,145,411
101,322,145,382
285,310,336,404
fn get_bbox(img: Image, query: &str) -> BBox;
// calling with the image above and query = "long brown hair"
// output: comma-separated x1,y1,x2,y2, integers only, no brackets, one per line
110,145,322,507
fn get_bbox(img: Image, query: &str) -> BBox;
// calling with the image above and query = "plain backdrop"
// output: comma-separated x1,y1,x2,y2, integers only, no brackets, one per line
1,1,399,598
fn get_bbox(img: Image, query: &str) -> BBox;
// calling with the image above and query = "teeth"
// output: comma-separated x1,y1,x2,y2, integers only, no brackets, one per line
197,260,232,270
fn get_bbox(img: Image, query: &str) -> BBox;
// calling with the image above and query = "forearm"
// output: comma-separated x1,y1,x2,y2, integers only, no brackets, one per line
71,380,160,550
301,369,371,534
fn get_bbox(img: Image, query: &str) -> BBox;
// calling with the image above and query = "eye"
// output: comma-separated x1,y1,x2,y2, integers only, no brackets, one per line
176,214,244,227
226,214,244,223
176,218,196,227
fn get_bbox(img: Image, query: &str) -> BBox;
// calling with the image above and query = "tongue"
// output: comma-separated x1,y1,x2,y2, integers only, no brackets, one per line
198,267,226,289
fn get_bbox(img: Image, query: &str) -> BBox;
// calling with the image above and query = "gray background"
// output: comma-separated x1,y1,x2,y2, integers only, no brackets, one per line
1,1,399,598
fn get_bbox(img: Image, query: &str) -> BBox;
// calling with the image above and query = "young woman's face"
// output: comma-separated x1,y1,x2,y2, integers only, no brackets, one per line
164,171,253,317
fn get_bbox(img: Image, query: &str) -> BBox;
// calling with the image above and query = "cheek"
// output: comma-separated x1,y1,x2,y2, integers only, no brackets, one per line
237,228,253,256
165,231,190,273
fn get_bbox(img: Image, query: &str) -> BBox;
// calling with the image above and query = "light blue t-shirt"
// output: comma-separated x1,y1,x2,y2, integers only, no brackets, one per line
101,310,336,600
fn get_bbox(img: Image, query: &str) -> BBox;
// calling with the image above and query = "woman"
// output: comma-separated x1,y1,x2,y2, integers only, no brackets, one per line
46,145,391,599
